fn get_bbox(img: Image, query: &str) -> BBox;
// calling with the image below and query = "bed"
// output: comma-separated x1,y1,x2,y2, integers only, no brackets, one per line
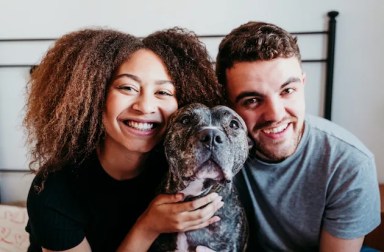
0,204,29,251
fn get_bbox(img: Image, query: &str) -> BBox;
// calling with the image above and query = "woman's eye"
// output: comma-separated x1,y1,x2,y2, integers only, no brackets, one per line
122,86,133,91
229,119,240,129
117,85,138,92
157,90,174,96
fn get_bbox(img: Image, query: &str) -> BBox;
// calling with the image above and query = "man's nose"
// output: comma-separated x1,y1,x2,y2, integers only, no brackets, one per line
263,98,285,122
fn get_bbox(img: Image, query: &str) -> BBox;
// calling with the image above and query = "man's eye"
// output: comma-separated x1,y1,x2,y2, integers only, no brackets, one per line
282,88,295,95
242,98,258,106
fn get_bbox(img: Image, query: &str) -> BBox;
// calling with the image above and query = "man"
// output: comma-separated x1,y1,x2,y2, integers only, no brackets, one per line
216,21,380,251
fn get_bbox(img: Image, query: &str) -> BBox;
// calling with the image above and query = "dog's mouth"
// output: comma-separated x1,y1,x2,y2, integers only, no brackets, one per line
179,159,232,199
194,160,229,184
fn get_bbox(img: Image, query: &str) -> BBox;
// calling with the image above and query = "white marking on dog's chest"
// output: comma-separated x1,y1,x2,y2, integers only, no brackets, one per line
180,179,205,196
176,232,188,251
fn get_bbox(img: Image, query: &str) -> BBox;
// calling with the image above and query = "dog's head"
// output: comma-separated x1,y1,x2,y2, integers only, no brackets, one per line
163,103,251,196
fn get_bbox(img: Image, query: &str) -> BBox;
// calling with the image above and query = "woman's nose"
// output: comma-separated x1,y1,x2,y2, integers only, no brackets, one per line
132,93,156,114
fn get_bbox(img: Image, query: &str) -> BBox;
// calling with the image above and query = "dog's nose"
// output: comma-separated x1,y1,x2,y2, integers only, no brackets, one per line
199,129,224,148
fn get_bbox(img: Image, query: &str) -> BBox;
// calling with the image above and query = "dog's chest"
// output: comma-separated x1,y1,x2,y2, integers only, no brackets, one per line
180,179,205,196
176,233,188,251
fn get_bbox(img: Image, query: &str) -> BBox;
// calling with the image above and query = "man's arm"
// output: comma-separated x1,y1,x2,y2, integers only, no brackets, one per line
319,229,364,252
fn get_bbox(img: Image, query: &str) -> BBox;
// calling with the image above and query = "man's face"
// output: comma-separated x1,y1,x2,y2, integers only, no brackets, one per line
225,57,306,162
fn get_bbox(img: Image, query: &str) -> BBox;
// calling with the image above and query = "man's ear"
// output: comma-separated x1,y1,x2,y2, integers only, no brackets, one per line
247,136,254,150
302,72,307,86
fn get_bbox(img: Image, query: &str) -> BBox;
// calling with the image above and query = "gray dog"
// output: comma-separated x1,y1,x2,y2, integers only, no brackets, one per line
151,103,250,252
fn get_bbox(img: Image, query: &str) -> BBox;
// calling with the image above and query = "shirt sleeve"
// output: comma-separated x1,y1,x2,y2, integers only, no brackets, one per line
323,156,381,239
27,171,86,251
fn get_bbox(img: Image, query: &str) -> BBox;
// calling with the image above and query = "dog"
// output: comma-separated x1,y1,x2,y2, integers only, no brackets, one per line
151,103,250,252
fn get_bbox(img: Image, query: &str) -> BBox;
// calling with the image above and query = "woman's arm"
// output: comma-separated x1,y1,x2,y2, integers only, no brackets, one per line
42,238,92,252
117,192,224,252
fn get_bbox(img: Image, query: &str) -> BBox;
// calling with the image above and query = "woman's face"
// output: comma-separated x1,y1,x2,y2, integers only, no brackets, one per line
102,49,178,155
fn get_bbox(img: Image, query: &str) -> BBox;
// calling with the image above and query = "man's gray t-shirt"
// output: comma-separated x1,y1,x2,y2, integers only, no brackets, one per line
235,115,380,251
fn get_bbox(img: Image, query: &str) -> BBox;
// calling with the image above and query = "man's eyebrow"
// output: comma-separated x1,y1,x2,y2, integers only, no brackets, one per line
235,91,261,104
282,77,301,86
234,77,302,103
112,73,174,85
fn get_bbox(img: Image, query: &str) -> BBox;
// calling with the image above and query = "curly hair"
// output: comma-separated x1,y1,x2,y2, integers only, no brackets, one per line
23,29,143,182
24,27,225,187
216,21,301,86
143,27,225,108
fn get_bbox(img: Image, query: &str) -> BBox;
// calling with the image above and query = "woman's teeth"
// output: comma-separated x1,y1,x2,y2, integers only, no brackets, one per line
128,121,154,131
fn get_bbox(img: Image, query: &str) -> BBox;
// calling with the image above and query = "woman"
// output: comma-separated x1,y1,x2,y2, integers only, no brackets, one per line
24,28,224,252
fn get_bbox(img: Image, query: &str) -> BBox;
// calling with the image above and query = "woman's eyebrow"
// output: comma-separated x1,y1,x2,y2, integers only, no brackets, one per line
112,73,140,82
112,73,174,85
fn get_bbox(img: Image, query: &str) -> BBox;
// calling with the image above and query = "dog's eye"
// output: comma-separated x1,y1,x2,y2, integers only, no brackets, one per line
179,115,191,125
229,119,240,129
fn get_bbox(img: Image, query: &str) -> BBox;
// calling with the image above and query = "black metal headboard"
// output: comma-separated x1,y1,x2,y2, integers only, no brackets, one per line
294,11,338,120
0,11,338,174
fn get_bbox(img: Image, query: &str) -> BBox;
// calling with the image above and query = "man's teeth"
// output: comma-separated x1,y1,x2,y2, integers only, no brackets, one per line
263,124,288,134
128,121,154,131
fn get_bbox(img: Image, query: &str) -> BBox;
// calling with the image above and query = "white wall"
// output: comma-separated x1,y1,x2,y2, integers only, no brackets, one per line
1,0,383,202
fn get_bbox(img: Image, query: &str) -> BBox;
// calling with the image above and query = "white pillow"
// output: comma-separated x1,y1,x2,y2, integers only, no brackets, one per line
0,204,29,252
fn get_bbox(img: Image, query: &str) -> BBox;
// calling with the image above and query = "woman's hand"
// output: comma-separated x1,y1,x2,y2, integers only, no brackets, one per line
140,192,223,234
117,192,223,252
